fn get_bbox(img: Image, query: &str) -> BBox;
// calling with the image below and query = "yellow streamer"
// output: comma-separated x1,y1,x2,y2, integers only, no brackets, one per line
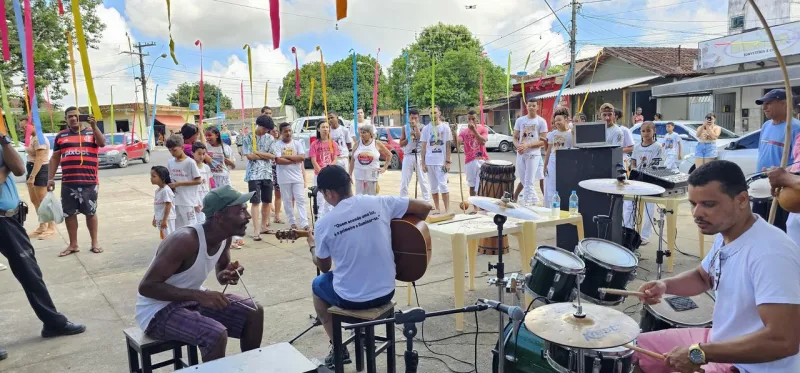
264,81,268,106
70,4,101,119
305,78,315,128
165,0,179,64
316,46,332,154
578,50,604,114
243,44,256,152
66,30,78,108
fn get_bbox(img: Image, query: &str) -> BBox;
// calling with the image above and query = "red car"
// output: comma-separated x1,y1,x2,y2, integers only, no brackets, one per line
99,132,151,168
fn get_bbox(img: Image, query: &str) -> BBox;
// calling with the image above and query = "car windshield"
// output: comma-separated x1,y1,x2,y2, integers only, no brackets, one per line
380,128,402,140
104,134,126,144
683,123,738,139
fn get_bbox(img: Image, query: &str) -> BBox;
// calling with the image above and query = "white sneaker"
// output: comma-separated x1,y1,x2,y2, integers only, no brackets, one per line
641,238,651,246
0,263,6,271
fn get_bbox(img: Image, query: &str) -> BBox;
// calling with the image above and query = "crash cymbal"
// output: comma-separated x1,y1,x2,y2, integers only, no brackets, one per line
468,196,539,220
579,179,665,196
524,302,639,349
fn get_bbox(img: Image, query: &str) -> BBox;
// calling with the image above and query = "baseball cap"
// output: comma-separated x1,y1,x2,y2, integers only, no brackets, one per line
202,185,254,219
755,89,786,105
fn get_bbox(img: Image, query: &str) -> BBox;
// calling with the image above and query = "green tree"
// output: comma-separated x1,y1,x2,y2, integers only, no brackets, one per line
167,82,233,119
277,53,390,120
0,0,105,101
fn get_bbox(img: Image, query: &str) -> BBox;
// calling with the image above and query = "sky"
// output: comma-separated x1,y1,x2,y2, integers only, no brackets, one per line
57,0,732,110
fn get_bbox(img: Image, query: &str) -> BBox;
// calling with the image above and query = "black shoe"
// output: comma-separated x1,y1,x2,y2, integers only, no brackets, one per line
0,345,7,361
324,346,351,369
41,321,87,338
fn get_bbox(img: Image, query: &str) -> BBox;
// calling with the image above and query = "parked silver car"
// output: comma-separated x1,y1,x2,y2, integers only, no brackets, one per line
679,130,759,175
630,121,740,159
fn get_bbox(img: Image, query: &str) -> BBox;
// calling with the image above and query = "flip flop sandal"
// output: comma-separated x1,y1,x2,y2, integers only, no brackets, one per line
251,235,263,242
274,218,285,224
59,248,80,257
260,229,276,235
90,247,104,254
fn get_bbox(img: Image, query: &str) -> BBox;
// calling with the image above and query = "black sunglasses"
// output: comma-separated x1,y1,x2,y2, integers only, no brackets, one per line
705,116,713,120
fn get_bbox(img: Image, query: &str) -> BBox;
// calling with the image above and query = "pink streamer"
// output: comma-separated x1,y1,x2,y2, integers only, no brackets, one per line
57,0,64,15
535,52,550,89
195,40,204,126
23,0,35,145
372,48,380,121
0,1,8,61
269,0,280,49
291,47,300,98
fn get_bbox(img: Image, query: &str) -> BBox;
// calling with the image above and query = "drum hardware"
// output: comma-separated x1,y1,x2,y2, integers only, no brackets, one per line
598,288,644,298
479,298,526,369
653,207,672,280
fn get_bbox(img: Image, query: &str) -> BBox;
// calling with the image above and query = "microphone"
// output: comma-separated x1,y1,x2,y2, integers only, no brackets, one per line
478,299,524,321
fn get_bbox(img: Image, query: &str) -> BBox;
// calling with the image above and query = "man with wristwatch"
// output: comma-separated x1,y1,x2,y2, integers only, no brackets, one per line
0,133,86,361
634,161,800,373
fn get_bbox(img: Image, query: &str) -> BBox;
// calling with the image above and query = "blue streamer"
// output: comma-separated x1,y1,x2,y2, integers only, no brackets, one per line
148,85,158,150
12,0,45,146
552,66,573,112
351,49,359,140
216,86,221,132
404,52,409,139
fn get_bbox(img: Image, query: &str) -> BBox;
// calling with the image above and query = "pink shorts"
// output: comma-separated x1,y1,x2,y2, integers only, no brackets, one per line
636,328,737,373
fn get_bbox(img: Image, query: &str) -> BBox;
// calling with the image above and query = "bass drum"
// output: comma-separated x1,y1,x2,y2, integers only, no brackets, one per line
492,322,558,373
640,292,715,332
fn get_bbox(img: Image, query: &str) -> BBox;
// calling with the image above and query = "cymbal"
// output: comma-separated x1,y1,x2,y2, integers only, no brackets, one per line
468,196,539,220
748,178,771,199
524,302,639,349
579,179,665,196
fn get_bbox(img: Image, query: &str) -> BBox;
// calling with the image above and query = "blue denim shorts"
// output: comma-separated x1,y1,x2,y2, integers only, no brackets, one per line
695,142,717,158
312,272,395,310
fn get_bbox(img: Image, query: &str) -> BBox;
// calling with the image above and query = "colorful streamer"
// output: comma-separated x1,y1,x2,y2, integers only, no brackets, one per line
552,66,573,113
45,86,54,129
0,72,18,145
243,44,256,152
195,40,204,125
479,52,486,127
520,51,533,113
269,0,280,49
22,86,31,146
216,85,221,132
185,85,194,122
336,0,347,20
264,81,268,106
66,30,78,107
371,48,380,122
165,0,179,64
240,81,245,132
506,51,512,134
291,47,300,98
149,85,158,149
316,46,332,155
57,0,64,15
14,0,45,145
431,56,437,142
0,107,7,136
279,89,287,114
0,0,8,61
578,50,604,113
305,78,315,132
351,49,358,140
404,52,409,141
110,86,114,144
535,52,550,89
68,0,102,119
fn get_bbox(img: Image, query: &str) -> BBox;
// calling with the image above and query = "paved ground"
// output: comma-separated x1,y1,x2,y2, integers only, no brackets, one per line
0,152,712,373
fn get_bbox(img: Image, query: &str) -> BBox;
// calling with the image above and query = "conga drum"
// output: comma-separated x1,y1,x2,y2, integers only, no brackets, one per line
477,160,516,255
478,236,509,255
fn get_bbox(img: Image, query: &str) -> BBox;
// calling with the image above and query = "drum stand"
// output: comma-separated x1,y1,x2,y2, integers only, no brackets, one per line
654,207,672,280
488,213,508,373
593,194,620,241
288,188,323,345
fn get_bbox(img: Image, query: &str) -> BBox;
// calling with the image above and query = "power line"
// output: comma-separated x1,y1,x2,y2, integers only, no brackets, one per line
588,0,701,16
543,0,570,33
481,4,570,47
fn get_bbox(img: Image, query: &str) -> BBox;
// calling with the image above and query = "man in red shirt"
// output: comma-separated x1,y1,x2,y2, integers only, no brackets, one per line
458,110,488,213
47,107,106,256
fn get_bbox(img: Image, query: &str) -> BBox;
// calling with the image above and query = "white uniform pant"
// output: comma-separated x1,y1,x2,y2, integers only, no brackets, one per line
312,175,333,219
400,154,431,202
175,205,198,228
544,158,557,205
465,159,484,190
156,219,176,239
355,180,378,195
517,153,542,205
664,153,678,170
623,200,654,240
426,165,450,194
335,157,349,169
788,213,800,248
280,182,309,228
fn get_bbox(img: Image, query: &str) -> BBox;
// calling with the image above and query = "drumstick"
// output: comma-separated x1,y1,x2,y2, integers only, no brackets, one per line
598,288,645,297
624,344,666,361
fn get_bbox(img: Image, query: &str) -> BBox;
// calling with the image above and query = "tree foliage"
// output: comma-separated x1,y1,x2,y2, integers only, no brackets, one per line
0,0,106,101
167,82,233,119
277,53,390,120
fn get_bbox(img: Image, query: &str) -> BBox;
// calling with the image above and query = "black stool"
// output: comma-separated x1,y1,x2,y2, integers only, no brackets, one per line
329,301,396,373
124,327,199,373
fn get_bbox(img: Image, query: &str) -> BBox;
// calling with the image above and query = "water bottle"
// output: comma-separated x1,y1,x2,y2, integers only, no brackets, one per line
569,191,579,216
551,192,561,218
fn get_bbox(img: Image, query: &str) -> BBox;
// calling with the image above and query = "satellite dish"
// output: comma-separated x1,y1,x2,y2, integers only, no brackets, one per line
539,59,551,72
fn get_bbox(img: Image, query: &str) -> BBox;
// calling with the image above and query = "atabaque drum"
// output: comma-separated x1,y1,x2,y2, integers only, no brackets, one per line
545,342,635,373
640,292,715,332
492,322,557,373
478,235,509,255
479,160,516,200
577,238,638,306
525,246,585,303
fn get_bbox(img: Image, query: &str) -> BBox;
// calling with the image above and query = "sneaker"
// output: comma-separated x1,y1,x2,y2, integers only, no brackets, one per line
641,238,651,246
41,321,86,338
324,346,352,369
0,345,7,361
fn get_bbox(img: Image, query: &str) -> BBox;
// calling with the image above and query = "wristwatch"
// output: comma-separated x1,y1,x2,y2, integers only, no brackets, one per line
0,135,11,145
688,344,706,365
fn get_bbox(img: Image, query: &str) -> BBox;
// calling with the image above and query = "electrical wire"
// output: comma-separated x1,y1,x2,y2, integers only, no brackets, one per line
481,5,570,48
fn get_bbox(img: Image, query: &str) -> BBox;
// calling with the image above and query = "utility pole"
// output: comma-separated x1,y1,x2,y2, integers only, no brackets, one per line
121,41,156,131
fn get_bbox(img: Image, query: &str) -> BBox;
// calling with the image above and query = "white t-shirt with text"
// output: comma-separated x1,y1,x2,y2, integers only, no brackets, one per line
154,186,176,221
168,157,201,207
546,130,574,162
273,140,306,184
315,195,409,302
605,124,625,147
197,163,212,207
631,142,665,169
514,115,548,156
421,122,452,166
330,125,352,158
663,132,681,157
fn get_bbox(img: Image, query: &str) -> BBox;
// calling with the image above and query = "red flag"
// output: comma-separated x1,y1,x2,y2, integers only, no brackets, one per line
536,52,550,89
57,0,64,15
0,1,8,60
269,0,280,49
291,47,300,98
195,40,204,126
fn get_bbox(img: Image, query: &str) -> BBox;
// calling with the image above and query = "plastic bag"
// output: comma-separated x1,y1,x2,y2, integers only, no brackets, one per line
38,191,64,224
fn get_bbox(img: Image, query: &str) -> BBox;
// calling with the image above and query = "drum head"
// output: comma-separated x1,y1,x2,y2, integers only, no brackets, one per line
486,160,512,166
749,178,771,199
580,238,637,270
536,246,585,273
645,292,715,327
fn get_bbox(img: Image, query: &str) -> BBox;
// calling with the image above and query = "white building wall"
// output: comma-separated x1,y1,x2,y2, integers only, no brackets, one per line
657,97,690,120
743,0,795,30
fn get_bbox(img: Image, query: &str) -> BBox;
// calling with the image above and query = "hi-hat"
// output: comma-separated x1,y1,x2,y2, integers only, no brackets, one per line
749,178,771,199
468,196,539,220
579,179,665,196
524,302,639,349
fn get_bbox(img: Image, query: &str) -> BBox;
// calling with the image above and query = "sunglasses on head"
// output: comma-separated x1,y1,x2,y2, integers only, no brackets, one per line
705,116,713,120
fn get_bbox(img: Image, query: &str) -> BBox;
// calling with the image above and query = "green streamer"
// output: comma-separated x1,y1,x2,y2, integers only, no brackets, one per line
0,73,18,146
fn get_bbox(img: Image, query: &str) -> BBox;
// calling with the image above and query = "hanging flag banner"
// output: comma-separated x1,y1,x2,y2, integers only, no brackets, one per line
371,48,380,122
0,72,18,145
520,51,533,113
536,52,550,89
66,30,78,107
165,0,179,64
553,66,573,113
506,51,512,134
336,0,347,20
480,52,486,127
269,0,280,49
350,49,358,140
14,0,46,145
68,0,102,120
110,86,115,144
45,86,54,129
243,44,256,152
185,85,194,122
291,47,300,98
57,0,64,15
403,52,409,139
0,0,8,61
149,85,158,149
579,50,604,113
195,40,204,127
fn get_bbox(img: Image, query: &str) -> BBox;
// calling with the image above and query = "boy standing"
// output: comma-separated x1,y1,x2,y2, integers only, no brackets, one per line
513,98,548,206
166,135,202,228
421,106,452,213
273,122,309,229
193,142,214,223
457,110,487,213
663,122,682,170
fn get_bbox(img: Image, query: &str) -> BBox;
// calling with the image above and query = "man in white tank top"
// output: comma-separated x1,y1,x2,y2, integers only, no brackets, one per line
135,186,264,362
399,108,432,202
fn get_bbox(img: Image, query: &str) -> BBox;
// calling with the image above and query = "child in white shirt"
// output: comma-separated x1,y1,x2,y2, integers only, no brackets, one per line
273,122,309,229
624,122,664,245
150,166,175,239
543,107,574,204
420,108,453,213
513,99,548,206
662,122,682,170
166,135,202,228
192,142,214,224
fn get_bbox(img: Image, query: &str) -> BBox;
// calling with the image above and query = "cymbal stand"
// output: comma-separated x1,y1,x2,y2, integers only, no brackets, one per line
487,212,508,373
654,207,672,280
288,188,323,345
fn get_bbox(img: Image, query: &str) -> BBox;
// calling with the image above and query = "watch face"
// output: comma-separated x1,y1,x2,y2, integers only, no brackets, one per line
689,349,704,364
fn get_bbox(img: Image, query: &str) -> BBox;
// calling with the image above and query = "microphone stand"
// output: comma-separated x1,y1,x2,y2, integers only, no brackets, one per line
288,187,323,345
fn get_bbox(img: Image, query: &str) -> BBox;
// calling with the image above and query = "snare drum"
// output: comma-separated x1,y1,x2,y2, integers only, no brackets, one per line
577,238,638,306
479,160,516,199
478,235,509,255
525,246,585,302
546,343,634,373
640,292,715,332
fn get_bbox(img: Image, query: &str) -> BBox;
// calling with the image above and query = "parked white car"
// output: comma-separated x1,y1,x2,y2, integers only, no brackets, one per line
14,133,62,179
679,129,760,175
454,123,515,152
630,121,740,159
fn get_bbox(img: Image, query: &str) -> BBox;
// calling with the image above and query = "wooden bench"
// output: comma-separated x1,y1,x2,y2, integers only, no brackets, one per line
124,327,199,373
329,301,396,373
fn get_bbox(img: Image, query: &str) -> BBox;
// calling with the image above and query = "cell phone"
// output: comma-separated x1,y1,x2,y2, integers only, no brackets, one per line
79,114,90,122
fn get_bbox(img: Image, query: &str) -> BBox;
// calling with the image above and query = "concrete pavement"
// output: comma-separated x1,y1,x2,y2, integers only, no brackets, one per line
0,161,713,373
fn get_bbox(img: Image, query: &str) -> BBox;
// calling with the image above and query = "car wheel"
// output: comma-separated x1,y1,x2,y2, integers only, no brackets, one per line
499,141,511,152
390,153,401,170
142,151,151,164
118,154,129,168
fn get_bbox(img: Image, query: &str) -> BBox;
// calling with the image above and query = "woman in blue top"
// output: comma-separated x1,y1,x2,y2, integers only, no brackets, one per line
694,112,721,169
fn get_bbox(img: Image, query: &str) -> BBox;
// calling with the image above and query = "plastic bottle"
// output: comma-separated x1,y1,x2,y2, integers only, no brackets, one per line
569,191,579,216
551,191,561,218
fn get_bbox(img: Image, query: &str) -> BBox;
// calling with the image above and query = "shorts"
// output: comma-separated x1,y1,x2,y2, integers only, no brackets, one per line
175,205,199,228
427,165,450,194
248,179,274,204
312,272,395,310
145,293,257,357
695,142,717,158
25,163,49,187
61,184,98,217
272,165,280,191
465,159,485,188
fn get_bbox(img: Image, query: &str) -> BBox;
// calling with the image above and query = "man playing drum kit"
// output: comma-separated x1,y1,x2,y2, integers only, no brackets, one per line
634,161,800,373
